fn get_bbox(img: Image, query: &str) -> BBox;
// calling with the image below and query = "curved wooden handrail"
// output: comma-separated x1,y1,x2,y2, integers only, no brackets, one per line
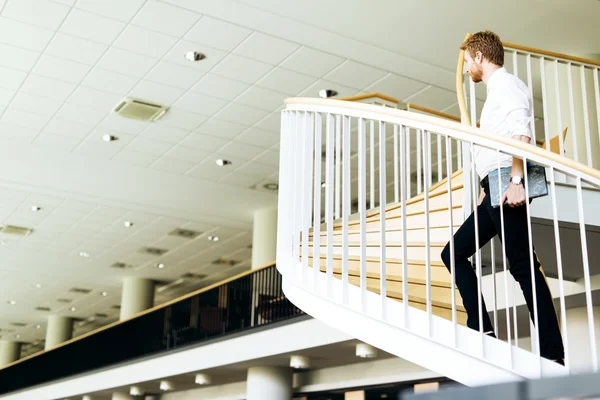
456,33,472,126
405,103,461,123
0,261,276,371
284,97,600,183
339,92,399,104
503,41,600,68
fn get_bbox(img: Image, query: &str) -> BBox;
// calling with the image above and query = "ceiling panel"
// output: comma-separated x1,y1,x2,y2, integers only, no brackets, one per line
256,67,317,96
145,61,206,90
11,92,63,117
0,65,29,90
233,127,279,149
0,43,39,71
156,108,207,131
113,25,178,58
2,0,70,30
45,32,108,65
0,16,54,51
163,145,210,164
214,103,269,126
365,73,429,102
325,60,387,90
195,118,248,140
81,68,139,96
173,92,228,116
21,74,76,101
280,46,345,77
139,124,190,145
191,74,249,101
32,54,92,84
233,32,300,65
235,86,288,112
131,1,201,38
151,156,196,175
184,16,252,52
180,133,228,152
96,47,158,78
162,40,229,71
59,9,125,45
211,54,272,85
129,80,186,106
74,0,145,22
68,87,122,111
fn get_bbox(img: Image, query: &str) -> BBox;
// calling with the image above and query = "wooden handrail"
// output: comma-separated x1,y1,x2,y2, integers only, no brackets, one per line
284,97,600,182
503,41,600,68
405,103,461,123
456,33,472,126
0,261,277,371
339,92,399,104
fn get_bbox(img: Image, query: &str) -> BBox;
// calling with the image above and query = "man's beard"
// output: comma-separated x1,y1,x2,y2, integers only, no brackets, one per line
469,64,483,83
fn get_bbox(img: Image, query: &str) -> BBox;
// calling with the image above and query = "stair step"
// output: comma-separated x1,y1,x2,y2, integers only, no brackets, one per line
304,242,446,263
312,225,459,244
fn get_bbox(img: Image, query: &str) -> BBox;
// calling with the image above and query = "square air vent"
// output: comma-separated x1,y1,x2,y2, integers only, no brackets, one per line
139,247,169,256
169,228,202,239
111,262,134,269
95,313,108,318
181,272,207,280
69,287,92,294
211,258,239,266
0,225,32,236
10,322,27,327
113,97,168,122
35,306,51,312
57,298,73,304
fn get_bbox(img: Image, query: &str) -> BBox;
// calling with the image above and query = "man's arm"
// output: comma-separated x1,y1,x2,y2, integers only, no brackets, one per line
502,106,532,207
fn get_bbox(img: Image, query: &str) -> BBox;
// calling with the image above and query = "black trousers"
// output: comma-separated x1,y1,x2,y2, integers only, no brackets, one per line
441,179,564,361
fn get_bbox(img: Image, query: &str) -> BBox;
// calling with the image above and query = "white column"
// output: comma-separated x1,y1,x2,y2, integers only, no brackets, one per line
0,340,21,366
565,306,600,373
252,208,278,269
247,366,293,400
45,316,73,350
120,277,155,320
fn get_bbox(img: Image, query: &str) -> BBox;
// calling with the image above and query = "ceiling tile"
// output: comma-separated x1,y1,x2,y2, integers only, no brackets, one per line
364,73,428,101
280,46,345,77
145,62,205,90
131,1,201,37
253,111,283,133
69,87,122,111
211,54,272,85
298,79,359,99
127,137,174,156
0,88,15,107
0,122,38,142
173,92,228,117
191,74,249,101
98,113,149,135
163,145,210,164
186,159,230,181
217,141,266,162
234,127,280,149
45,33,108,66
44,117,94,138
21,74,75,101
2,0,70,30
325,61,387,90
34,132,80,151
162,40,228,71
11,92,63,117
88,128,136,147
75,140,122,160
235,86,288,111
55,102,108,126
184,16,252,51
157,108,206,131
113,148,158,167
219,172,261,188
151,157,196,175
195,118,247,140
75,0,145,22
97,48,158,78
407,86,457,111
129,80,185,106
1,108,50,130
31,54,92,84
0,16,53,52
253,148,280,167
81,68,139,96
233,32,300,65
139,124,189,144
180,133,228,152
256,67,317,96
113,25,178,58
0,66,28,90
214,103,269,126
59,9,126,45
0,43,39,71
233,160,278,177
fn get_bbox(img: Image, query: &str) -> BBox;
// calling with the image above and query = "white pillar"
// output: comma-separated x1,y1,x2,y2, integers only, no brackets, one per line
45,316,73,350
252,208,278,269
247,366,293,400
565,306,600,373
120,277,155,320
0,340,21,366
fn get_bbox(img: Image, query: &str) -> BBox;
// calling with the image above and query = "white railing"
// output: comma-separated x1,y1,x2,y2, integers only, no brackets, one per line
277,97,600,383
458,39,600,171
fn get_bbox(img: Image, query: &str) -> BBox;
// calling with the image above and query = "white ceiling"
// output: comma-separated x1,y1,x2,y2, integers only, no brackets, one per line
0,0,597,352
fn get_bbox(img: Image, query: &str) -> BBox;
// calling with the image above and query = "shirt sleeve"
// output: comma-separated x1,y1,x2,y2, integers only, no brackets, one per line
499,80,533,140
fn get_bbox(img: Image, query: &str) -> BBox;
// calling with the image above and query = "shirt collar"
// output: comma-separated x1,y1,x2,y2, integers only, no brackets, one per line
486,66,506,93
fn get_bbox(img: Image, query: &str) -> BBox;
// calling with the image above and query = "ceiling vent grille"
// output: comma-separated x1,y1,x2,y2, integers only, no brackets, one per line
251,179,279,193
112,305,121,310
35,306,51,312
211,258,239,266
113,97,168,122
57,298,73,304
0,225,32,236
169,228,202,239
111,262,134,269
181,272,207,280
139,247,169,256
10,322,27,327
95,313,108,318
69,287,92,294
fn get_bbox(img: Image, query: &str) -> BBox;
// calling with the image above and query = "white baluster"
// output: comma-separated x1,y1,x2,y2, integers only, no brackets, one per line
491,237,498,338
594,69,600,164
437,133,442,182
277,111,289,270
379,121,388,320
302,112,314,285
358,118,367,312
342,116,351,305
394,124,399,203
580,66,593,167
423,130,432,334
445,135,457,345
470,144,484,345
417,129,422,194
540,57,551,151
576,176,598,371
526,54,537,144
325,114,335,297
400,125,409,327
469,78,477,128
312,112,322,289
553,60,565,156
335,115,341,220
567,64,580,163
406,127,412,199
370,120,375,210
512,51,519,77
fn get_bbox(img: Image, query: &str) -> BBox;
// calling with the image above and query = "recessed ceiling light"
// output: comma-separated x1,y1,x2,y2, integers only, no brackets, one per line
79,251,90,258
35,283,42,289
215,159,232,167
318,89,338,99
15,334,20,339
101,291,108,297
36,325,41,329
207,235,220,242
124,221,134,228
157,263,165,269
31,205,42,212
70,307,76,312
102,134,118,142
8,300,16,305
184,51,206,62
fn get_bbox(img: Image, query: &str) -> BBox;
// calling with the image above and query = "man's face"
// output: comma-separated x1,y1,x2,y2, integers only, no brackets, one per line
465,51,483,83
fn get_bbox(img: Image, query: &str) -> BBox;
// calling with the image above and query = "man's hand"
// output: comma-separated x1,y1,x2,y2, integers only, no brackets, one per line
478,189,485,205
502,183,526,207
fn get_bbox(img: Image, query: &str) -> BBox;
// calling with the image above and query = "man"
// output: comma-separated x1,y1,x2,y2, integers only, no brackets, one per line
441,30,564,365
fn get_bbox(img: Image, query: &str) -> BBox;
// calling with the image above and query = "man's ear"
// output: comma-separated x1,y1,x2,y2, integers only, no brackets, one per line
475,51,484,64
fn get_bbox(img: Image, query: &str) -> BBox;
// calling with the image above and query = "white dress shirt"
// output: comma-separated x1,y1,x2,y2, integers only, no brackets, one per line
474,67,533,180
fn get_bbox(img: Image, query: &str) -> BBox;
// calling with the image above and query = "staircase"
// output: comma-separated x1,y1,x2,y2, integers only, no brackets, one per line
277,41,600,387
